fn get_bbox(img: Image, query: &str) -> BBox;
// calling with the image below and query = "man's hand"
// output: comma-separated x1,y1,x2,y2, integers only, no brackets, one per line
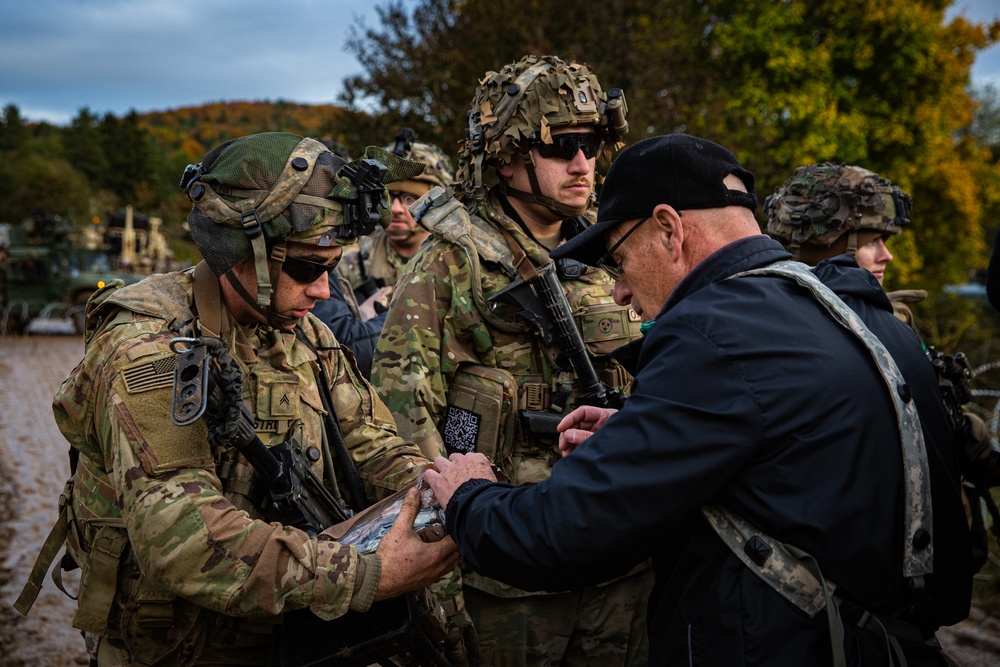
359,285,393,321
424,453,497,510
557,405,617,456
374,488,461,601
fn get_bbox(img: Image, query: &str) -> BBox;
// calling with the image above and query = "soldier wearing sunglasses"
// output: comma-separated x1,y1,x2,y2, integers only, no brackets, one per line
38,133,460,666
371,55,651,667
312,133,454,378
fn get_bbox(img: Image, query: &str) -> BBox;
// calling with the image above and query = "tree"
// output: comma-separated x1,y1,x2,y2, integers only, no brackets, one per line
969,83,1000,159
344,0,1000,299
98,110,155,202
0,103,28,153
64,107,110,186
0,140,91,224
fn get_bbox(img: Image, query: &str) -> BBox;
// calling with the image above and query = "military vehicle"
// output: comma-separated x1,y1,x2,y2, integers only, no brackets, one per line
0,212,143,334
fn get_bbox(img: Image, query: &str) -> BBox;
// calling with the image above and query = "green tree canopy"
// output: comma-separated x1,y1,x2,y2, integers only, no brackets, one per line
344,0,1000,295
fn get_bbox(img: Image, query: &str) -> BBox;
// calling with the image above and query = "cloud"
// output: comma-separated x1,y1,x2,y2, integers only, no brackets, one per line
0,0,379,122
2,0,998,125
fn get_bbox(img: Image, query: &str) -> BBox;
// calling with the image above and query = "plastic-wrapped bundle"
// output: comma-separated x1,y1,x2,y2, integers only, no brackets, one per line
327,471,446,553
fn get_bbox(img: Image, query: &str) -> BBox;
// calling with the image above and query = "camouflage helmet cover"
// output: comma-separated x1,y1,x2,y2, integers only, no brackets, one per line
183,132,422,278
765,162,912,249
384,137,454,192
455,54,628,197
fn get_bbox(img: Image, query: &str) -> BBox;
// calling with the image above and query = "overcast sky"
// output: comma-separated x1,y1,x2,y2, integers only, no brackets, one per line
2,0,998,126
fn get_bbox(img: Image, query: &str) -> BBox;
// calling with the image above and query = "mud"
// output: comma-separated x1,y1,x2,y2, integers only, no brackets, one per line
0,336,88,666
0,335,998,666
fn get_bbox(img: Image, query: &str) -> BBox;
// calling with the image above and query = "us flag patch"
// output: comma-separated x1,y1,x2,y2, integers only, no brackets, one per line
121,356,176,394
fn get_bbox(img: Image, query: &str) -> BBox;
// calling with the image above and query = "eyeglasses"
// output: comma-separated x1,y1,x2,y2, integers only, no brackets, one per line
535,132,601,161
595,216,651,281
282,255,341,284
389,191,418,207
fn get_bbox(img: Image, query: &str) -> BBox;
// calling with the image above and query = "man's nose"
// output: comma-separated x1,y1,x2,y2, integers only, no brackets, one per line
308,273,332,300
612,280,631,306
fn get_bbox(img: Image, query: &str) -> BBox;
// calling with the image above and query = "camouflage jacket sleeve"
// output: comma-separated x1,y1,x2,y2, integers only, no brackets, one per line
55,311,417,621
370,240,487,458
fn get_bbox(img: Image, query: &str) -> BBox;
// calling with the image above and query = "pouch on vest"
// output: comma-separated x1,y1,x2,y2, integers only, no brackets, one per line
565,283,641,358
443,366,517,462
73,524,129,634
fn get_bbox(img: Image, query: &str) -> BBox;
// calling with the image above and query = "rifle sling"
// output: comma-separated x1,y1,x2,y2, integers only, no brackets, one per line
294,327,370,510
192,261,231,338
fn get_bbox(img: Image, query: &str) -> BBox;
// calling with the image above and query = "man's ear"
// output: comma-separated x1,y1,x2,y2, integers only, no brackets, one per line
496,160,513,180
652,205,684,256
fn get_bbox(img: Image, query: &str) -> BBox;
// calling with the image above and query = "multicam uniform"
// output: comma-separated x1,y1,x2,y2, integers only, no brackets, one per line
334,230,410,319
20,132,438,667
372,189,651,665
50,270,425,666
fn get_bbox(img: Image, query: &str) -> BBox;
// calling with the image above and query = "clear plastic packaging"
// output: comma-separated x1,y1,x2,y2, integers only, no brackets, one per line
324,471,446,554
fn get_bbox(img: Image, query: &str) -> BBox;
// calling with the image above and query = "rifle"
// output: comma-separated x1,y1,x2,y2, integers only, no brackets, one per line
928,347,1000,566
489,261,623,436
352,253,387,309
169,336,450,666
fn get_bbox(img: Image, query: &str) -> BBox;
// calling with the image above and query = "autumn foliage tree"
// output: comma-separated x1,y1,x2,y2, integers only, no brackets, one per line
344,0,1000,298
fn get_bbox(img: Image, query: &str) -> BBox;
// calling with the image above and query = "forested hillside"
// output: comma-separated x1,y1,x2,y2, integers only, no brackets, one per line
0,100,378,264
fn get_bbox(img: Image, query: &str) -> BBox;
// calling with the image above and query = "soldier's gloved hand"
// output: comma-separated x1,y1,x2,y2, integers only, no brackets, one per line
429,569,480,667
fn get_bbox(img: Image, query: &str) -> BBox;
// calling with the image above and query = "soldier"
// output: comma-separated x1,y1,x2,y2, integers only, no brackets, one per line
766,161,998,565
371,55,651,666
18,133,458,666
337,129,454,298
763,163,924,324
312,129,454,377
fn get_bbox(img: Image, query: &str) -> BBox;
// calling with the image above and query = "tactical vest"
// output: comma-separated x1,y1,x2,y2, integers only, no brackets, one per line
16,269,351,666
415,189,643,597
343,231,409,289
707,261,941,667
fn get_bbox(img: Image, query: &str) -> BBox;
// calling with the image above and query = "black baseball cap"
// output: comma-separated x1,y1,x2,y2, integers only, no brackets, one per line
550,134,758,266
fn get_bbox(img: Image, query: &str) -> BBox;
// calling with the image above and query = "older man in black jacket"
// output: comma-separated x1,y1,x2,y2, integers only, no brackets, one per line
426,134,972,666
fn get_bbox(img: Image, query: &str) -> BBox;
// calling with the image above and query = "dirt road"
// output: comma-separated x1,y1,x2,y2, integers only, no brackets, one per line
0,335,88,666
0,335,998,666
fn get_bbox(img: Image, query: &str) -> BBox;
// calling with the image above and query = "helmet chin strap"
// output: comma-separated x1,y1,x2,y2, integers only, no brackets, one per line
224,240,300,330
498,151,590,220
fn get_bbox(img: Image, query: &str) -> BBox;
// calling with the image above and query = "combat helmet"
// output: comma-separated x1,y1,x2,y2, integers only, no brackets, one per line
385,127,454,196
765,163,911,263
456,54,629,218
181,132,422,328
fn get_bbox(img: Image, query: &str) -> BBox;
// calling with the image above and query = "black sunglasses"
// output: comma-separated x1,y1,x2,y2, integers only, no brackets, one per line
389,191,418,207
535,133,602,161
282,255,341,284
595,216,651,281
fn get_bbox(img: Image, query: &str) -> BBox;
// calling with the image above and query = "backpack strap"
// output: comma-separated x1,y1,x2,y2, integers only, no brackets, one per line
703,260,936,667
413,187,525,333
192,260,230,338
727,259,934,577
13,479,76,615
